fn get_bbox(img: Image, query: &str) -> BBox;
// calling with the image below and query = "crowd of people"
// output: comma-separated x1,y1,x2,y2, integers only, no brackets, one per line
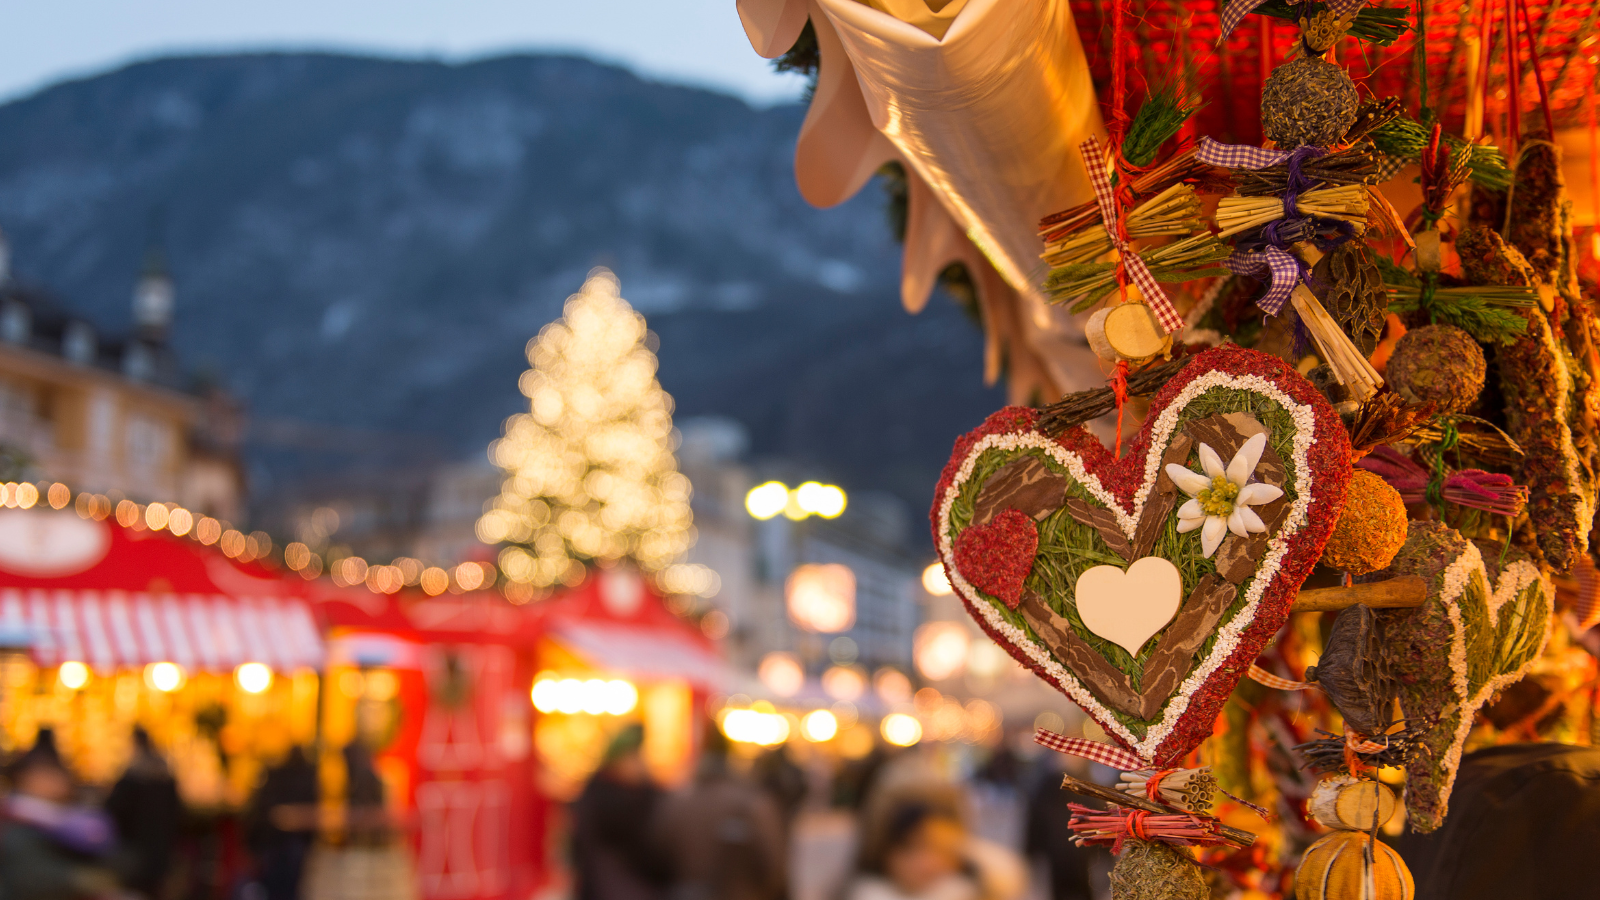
0,730,394,900
569,725,1106,900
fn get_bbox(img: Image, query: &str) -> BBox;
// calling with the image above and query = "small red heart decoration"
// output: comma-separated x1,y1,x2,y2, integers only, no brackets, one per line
953,509,1038,608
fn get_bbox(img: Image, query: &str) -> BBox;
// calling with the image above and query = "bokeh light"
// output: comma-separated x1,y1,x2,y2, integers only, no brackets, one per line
801,709,838,742
881,713,923,747
235,662,273,694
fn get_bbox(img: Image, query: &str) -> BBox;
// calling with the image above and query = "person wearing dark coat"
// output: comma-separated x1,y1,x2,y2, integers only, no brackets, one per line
0,729,121,900
244,747,319,900
570,724,668,900
1394,742,1600,899
105,727,181,899
1023,758,1096,900
652,728,787,900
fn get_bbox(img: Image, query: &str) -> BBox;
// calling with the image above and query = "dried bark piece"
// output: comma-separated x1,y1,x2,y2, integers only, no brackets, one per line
1136,574,1236,720
973,455,1067,526
1016,590,1143,717
1064,497,1135,562
1131,434,1194,560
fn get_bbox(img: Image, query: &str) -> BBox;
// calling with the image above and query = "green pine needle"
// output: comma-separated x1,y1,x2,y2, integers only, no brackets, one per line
1371,115,1512,190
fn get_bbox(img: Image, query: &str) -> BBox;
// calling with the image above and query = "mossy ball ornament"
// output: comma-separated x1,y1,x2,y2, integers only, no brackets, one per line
1260,57,1359,148
1108,840,1208,900
1320,469,1408,574
1385,324,1486,414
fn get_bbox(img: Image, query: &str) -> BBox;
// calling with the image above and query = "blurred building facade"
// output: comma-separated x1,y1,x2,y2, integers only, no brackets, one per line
0,234,243,519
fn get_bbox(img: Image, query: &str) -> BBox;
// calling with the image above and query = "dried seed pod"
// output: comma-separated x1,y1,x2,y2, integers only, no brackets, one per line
1385,324,1486,414
1315,242,1388,355
1305,603,1397,736
1260,57,1359,149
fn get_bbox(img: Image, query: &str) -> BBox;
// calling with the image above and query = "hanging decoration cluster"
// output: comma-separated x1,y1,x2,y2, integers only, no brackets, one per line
925,0,1600,897
480,269,694,594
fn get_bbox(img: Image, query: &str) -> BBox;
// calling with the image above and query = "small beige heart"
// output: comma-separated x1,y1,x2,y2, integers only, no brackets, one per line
1075,557,1183,656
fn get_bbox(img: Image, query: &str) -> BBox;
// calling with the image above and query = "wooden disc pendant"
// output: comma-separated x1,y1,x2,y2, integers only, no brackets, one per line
1086,302,1171,364
1309,775,1397,831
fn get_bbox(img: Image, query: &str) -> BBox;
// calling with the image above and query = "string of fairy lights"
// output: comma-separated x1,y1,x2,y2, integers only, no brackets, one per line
0,269,716,607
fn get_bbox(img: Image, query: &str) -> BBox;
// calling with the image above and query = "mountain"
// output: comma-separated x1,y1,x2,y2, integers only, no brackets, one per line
0,52,1003,543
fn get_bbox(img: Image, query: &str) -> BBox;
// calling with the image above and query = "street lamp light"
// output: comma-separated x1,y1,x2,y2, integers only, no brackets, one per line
744,481,847,520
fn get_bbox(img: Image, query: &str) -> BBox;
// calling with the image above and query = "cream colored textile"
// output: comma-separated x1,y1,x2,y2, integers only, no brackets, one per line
737,0,1107,400
854,0,971,39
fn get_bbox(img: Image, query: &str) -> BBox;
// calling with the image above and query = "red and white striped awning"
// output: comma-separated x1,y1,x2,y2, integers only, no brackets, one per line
0,589,324,672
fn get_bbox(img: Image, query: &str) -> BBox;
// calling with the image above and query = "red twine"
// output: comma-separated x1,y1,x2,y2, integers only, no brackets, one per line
1112,359,1130,458
1067,804,1229,854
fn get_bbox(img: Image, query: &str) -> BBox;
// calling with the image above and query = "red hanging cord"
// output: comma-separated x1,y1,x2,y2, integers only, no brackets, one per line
1112,359,1130,458
1105,0,1135,456
1504,0,1521,147
1588,76,1600,266
1514,0,1556,139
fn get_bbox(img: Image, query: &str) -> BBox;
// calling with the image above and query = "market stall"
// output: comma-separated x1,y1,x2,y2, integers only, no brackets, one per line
311,564,725,900
0,504,323,805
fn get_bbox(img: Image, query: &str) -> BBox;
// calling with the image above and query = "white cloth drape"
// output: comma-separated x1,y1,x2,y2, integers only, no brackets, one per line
738,0,1108,400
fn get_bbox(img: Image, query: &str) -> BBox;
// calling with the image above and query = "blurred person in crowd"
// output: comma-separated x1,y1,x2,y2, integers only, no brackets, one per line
753,743,807,836
341,742,388,845
0,729,122,900
847,766,1025,900
654,727,787,900
1023,753,1095,900
105,727,181,900
571,724,668,900
244,746,319,900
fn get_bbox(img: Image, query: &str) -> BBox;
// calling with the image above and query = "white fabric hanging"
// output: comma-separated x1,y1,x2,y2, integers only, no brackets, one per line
737,0,1109,401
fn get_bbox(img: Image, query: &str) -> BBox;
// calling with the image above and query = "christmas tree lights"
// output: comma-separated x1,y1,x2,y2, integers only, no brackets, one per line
479,268,693,595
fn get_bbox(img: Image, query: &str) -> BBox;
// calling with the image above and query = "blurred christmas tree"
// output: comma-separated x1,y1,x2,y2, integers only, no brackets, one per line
479,268,693,600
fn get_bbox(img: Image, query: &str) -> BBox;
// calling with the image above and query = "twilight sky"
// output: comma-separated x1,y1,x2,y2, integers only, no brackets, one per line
0,1,805,104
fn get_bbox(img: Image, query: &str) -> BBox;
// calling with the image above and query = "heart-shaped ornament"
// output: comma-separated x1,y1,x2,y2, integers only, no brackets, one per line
1076,556,1183,656
952,509,1039,608
932,346,1351,765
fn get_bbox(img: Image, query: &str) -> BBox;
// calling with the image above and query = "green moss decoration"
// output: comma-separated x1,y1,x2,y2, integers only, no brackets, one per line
1109,840,1208,900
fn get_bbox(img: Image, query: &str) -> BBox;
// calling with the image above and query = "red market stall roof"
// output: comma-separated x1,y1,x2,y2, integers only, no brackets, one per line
0,508,323,672
528,569,729,688
312,567,728,688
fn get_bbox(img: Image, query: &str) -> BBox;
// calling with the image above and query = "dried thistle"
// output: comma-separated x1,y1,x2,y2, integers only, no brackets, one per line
1346,389,1434,458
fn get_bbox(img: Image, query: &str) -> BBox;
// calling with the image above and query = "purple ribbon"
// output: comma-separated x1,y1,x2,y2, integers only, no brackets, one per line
1216,0,1371,47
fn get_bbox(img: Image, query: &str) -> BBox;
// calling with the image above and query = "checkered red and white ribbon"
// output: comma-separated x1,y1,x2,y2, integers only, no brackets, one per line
1079,137,1184,333
1195,136,1292,171
1223,246,1303,315
1035,727,1147,770
1246,663,1316,691
1215,0,1370,47
1347,733,1389,755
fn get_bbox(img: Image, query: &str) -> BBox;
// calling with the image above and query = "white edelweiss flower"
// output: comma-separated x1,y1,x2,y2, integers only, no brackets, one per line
1164,432,1285,558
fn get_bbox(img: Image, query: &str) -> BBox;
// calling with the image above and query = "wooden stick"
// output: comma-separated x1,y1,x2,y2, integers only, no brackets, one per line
1290,576,1428,612
1058,773,1256,848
